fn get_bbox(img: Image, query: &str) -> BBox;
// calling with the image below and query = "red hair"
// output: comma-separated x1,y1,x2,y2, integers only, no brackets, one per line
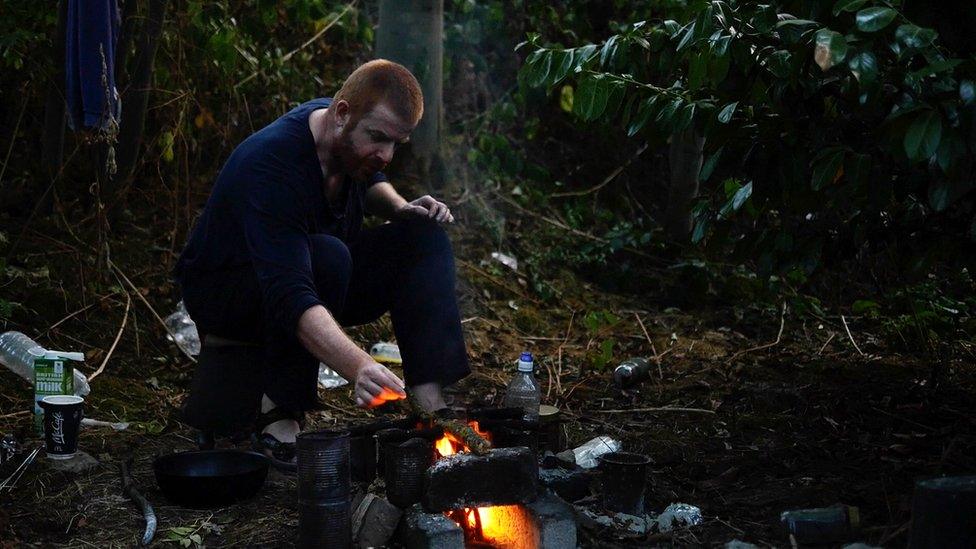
333,59,424,126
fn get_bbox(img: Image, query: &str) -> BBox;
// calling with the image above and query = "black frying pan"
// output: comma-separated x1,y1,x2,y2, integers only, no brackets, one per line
153,450,269,507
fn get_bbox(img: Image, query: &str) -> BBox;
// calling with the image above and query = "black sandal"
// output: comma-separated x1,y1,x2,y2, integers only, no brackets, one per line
251,407,306,473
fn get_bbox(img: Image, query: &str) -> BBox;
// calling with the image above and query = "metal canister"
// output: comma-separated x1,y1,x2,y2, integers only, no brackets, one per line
538,405,567,453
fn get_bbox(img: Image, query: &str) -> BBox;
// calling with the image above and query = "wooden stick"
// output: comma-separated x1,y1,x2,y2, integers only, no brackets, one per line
88,289,131,382
109,260,196,363
551,143,649,198
817,332,836,355
841,315,865,356
594,406,715,414
634,313,663,379
726,302,786,364
403,394,491,455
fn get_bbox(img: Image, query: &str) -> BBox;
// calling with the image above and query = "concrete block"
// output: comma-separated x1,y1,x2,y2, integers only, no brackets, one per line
399,504,464,549
423,447,538,512
527,491,578,549
539,465,592,502
352,493,402,548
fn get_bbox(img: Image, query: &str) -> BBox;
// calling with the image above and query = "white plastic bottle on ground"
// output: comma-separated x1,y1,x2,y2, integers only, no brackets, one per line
503,352,541,421
0,331,46,382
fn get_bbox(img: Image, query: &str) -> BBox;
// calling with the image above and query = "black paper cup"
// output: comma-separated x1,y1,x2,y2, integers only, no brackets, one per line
39,395,84,459
599,451,651,515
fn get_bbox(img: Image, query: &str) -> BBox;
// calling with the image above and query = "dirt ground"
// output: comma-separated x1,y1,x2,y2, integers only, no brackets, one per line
1,204,974,548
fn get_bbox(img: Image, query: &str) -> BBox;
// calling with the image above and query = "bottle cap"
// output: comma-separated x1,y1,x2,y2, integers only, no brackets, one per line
517,352,534,372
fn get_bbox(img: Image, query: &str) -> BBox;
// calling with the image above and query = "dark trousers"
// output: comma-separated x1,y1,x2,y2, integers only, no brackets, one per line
180,220,470,422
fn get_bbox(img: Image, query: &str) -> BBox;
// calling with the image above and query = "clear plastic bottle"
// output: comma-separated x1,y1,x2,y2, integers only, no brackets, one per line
0,331,90,396
0,331,46,382
503,352,541,421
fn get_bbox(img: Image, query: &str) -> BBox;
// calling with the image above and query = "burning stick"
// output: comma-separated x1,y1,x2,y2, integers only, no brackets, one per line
402,394,492,455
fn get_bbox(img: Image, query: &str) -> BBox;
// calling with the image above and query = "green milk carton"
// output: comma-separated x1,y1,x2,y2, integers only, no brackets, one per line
33,351,84,432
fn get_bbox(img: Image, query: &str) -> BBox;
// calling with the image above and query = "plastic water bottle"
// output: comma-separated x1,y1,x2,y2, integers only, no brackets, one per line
0,331,46,382
503,352,541,421
0,331,90,396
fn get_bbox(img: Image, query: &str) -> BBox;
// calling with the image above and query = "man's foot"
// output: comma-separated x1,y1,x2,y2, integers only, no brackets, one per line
253,395,304,473
409,382,447,412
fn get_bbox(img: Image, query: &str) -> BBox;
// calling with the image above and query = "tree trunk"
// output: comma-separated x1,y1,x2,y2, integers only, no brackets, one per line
39,0,69,210
375,0,445,190
113,0,167,205
664,129,705,242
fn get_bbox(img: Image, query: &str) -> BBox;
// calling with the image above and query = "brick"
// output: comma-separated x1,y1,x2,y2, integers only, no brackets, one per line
423,447,538,512
399,504,464,549
539,465,593,502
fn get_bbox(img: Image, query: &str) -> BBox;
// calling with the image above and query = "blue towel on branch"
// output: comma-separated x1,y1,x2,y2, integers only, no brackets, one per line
66,0,121,130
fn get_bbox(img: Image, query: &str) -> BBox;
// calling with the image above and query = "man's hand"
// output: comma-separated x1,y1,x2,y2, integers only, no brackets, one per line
395,195,454,223
354,361,407,408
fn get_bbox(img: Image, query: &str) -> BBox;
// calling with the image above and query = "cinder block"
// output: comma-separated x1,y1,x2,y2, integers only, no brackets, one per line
527,491,578,549
399,504,464,549
423,447,538,512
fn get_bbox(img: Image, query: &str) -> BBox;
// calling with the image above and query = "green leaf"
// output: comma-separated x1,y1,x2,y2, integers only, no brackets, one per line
832,0,868,16
717,101,738,123
672,103,696,133
731,181,753,211
573,75,609,121
775,19,818,28
627,96,659,136
848,51,878,84
767,50,793,78
895,24,938,49
655,97,683,129
700,147,722,181
551,50,575,84
599,35,619,69
811,147,845,190
688,53,707,89
676,21,697,51
559,84,574,112
928,182,951,211
903,110,942,162
909,59,962,79
527,51,552,88
845,153,872,186
961,80,976,105
855,7,898,32
571,44,598,72
852,299,880,314
691,216,710,244
814,29,847,71
936,132,964,173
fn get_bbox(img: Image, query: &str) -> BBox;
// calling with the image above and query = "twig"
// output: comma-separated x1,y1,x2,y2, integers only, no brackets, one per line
234,2,356,88
109,260,196,363
634,313,663,379
817,332,836,355
726,302,787,364
40,293,117,336
88,289,131,382
840,315,865,356
594,406,716,414
493,192,664,263
120,458,156,546
0,410,30,420
0,88,29,190
879,519,911,546
457,259,539,304
551,143,648,198
402,394,491,455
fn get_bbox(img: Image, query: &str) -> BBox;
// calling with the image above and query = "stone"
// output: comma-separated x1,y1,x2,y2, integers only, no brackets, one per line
527,491,577,549
46,451,99,474
352,493,402,549
423,447,538,512
399,504,464,549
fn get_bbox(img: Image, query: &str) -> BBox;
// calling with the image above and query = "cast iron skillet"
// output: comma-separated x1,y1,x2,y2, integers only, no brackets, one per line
154,450,269,507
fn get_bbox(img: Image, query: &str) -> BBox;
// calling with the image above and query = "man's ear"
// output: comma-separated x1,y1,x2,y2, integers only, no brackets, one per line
333,99,351,129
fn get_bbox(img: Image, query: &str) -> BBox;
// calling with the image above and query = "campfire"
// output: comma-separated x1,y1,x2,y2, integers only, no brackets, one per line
429,420,539,548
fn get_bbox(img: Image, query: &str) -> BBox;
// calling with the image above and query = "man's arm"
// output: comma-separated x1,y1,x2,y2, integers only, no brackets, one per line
297,305,404,407
365,182,455,223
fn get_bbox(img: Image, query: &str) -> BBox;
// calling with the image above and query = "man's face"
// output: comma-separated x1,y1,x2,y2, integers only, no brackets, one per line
335,102,415,179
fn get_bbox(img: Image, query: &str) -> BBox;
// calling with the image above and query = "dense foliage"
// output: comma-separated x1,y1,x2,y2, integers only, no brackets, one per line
520,0,976,285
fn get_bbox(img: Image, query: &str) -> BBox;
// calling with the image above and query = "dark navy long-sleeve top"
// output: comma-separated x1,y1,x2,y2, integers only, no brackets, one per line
175,98,387,332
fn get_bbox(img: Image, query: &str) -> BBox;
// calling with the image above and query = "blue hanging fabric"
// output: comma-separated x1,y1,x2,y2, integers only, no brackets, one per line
65,0,121,131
